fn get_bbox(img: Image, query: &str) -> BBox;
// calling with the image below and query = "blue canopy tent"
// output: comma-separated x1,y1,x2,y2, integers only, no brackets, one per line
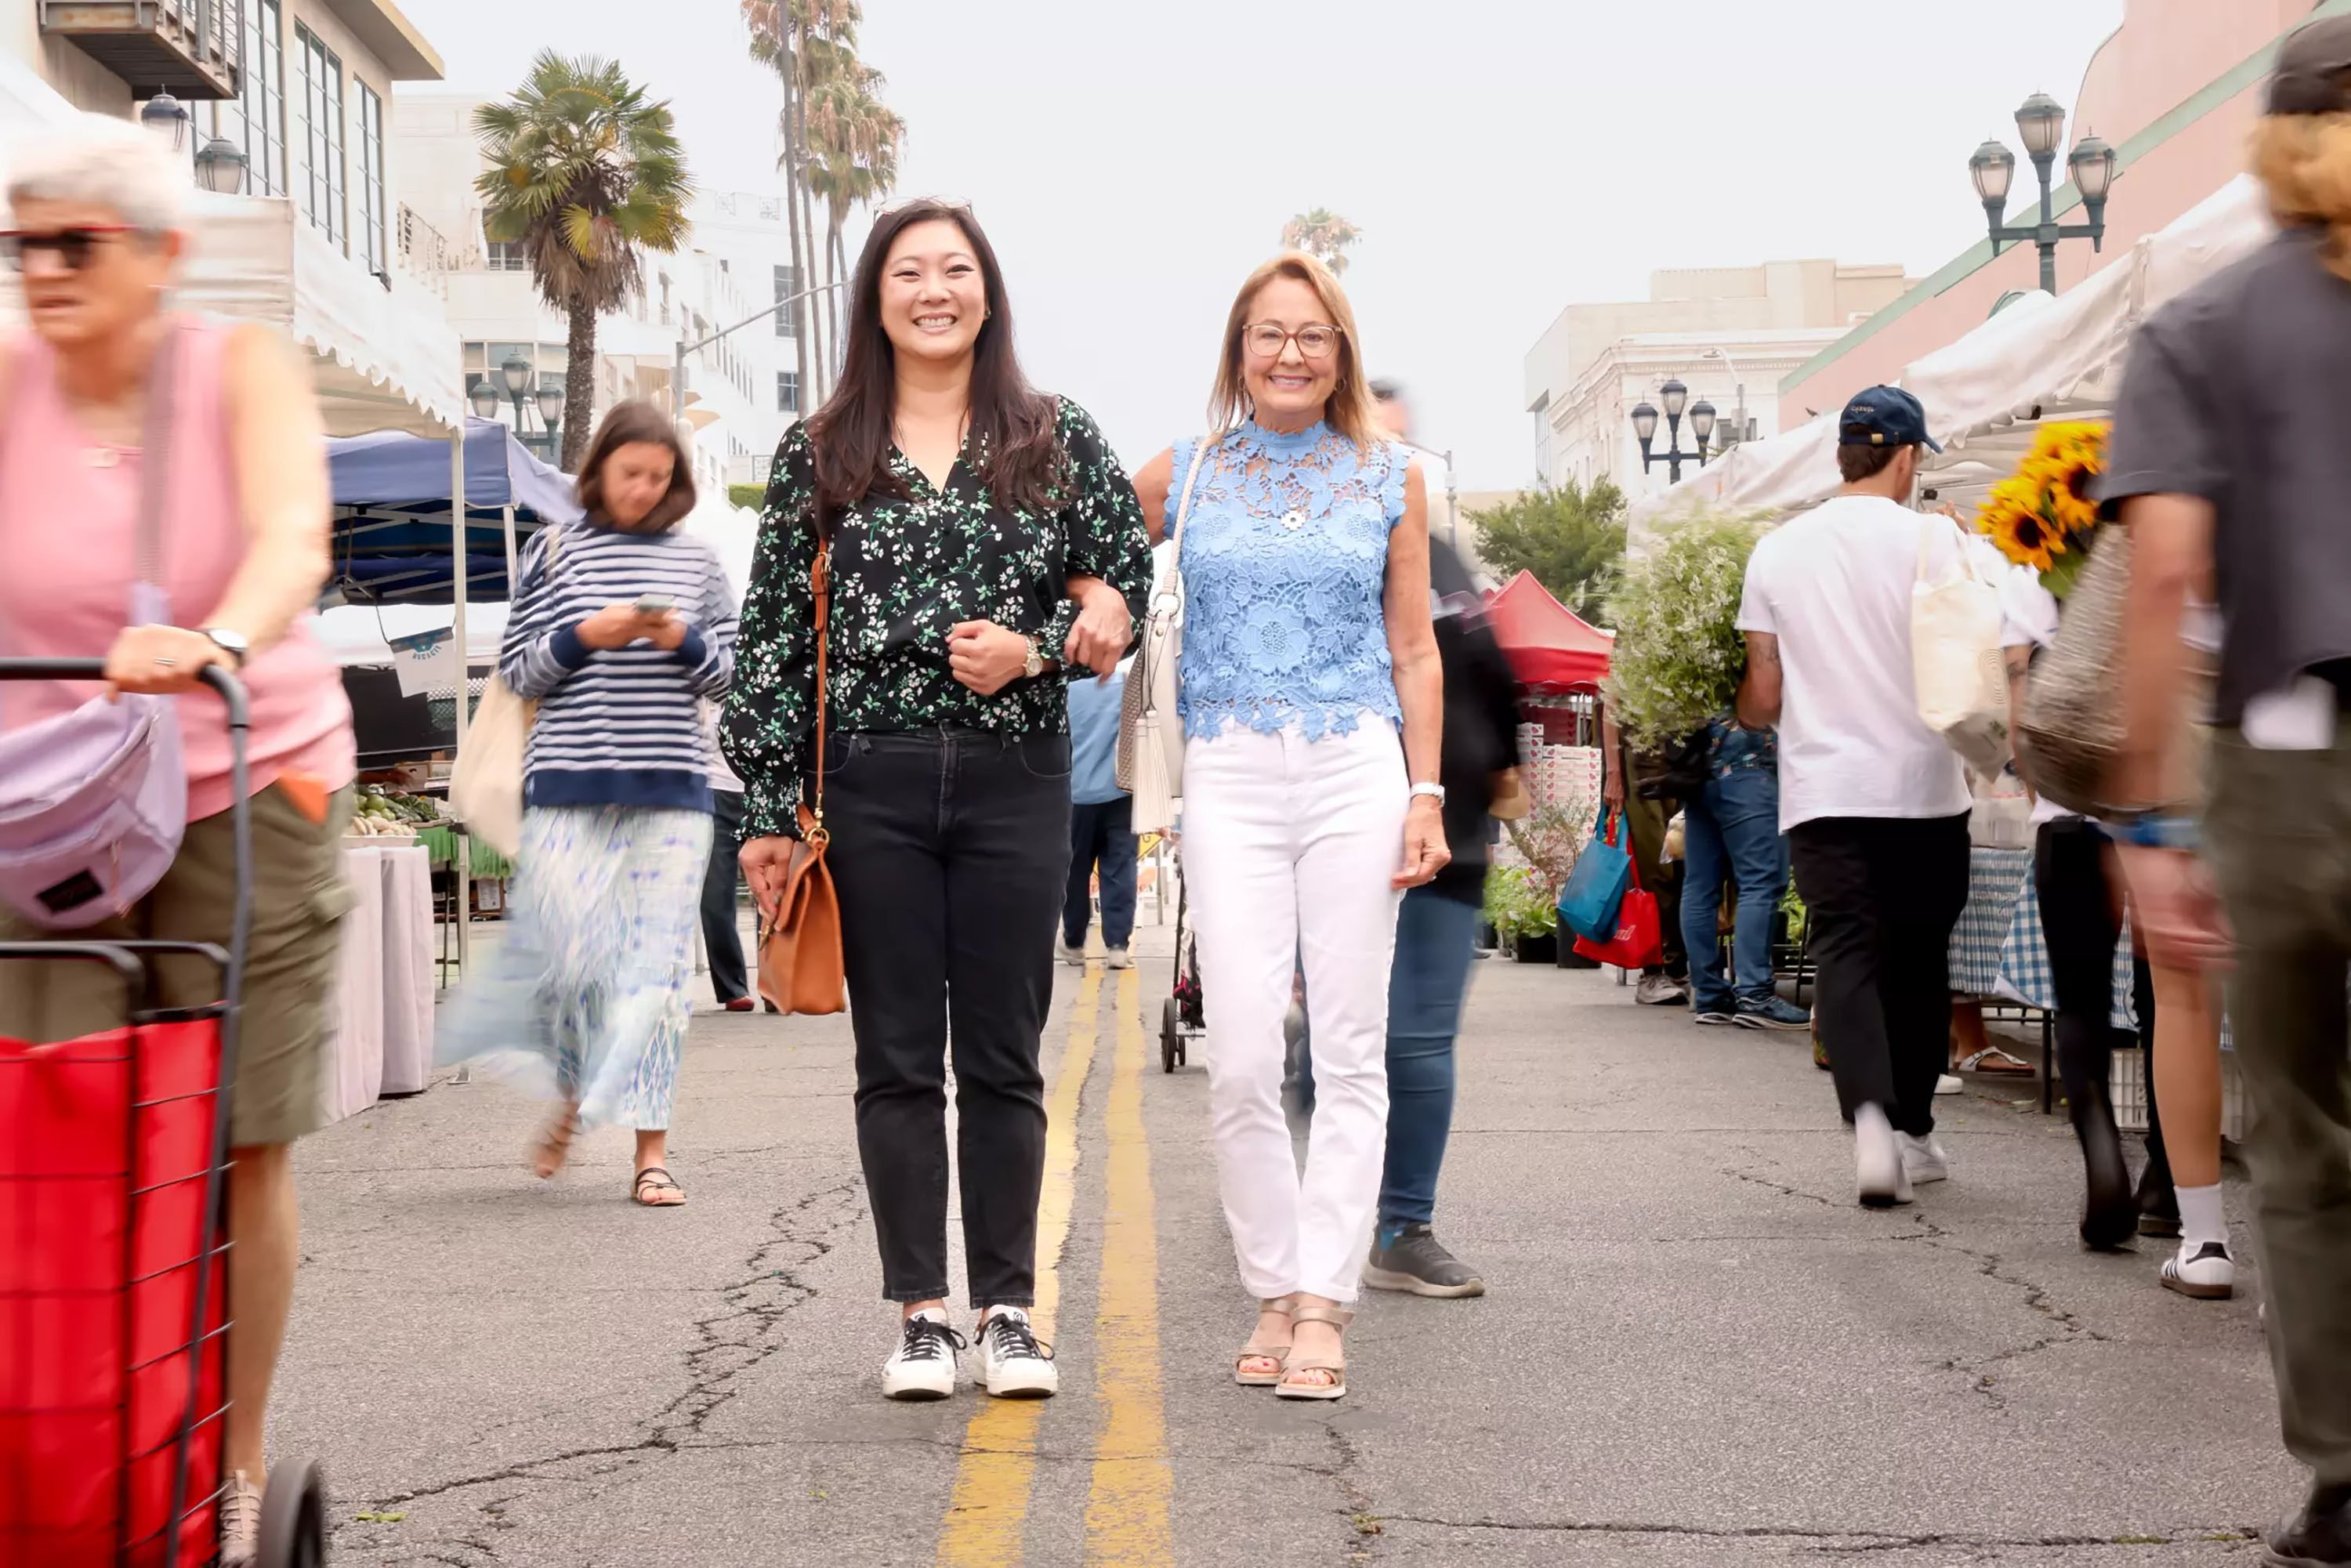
327,417,581,606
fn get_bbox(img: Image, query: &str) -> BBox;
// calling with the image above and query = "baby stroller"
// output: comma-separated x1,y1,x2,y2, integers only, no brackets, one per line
1159,879,1204,1073
1,661,327,1567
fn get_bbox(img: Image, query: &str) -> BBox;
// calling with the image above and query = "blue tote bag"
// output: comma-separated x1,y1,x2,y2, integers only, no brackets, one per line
1556,806,1632,943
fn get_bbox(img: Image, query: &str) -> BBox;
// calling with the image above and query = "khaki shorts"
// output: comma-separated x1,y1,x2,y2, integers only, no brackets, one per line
0,784,354,1146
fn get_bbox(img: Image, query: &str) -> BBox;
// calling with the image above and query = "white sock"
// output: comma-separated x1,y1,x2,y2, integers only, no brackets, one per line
2175,1183,2227,1250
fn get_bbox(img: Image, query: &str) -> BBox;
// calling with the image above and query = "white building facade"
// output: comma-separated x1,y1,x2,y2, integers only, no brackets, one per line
393,89,800,491
1523,261,1911,500
5,0,466,436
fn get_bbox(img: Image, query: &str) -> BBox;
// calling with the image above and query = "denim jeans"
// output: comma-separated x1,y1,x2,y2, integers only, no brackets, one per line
1679,759,1788,1010
1063,795,1138,950
1378,887,1481,1233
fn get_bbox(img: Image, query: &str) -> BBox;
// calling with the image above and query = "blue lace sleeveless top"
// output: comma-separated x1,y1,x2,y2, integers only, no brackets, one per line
1172,421,1411,741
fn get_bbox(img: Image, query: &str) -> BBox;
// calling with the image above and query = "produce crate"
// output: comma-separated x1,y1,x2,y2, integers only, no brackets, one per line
2110,1049,2247,1143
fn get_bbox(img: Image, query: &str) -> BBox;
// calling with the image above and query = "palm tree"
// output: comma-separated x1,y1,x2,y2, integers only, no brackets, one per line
1281,208,1363,275
743,0,863,407
474,52,692,469
805,56,904,362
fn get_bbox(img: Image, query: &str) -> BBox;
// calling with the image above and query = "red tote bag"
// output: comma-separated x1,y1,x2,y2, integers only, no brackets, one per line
1572,832,1664,970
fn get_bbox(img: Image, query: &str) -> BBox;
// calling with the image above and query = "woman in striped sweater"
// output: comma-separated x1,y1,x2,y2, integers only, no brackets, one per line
444,400,737,1207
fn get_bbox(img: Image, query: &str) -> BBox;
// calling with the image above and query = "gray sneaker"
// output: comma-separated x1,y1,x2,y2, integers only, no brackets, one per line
1364,1225,1487,1298
1735,996,1813,1031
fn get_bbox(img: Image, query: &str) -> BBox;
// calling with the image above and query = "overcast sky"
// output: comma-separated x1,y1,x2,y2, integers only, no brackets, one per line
394,0,2124,487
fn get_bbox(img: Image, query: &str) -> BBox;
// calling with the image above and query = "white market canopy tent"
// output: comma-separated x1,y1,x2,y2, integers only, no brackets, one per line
1629,175,2277,547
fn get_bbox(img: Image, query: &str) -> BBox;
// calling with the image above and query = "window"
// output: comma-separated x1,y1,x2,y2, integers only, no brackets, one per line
485,241,530,273
292,24,346,251
198,0,285,197
355,82,387,279
777,371,799,415
773,264,799,338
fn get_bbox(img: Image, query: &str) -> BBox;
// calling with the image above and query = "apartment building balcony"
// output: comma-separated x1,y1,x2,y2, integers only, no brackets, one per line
38,0,241,99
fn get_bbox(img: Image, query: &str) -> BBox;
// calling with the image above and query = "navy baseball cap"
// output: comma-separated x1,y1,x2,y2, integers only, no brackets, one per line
1838,386,1941,453
2269,13,2351,116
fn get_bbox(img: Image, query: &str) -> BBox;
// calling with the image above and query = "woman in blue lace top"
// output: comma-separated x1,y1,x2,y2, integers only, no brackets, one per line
1132,252,1447,1401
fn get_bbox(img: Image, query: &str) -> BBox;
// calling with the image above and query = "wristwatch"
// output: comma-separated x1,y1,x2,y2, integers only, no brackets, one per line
1021,633,1045,679
201,628,250,669
1409,781,1447,806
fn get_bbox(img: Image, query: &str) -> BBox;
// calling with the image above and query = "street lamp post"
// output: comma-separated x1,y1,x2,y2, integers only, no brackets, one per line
1699,347,1751,458
1969,92,2118,297
672,277,847,453
1628,378,1716,486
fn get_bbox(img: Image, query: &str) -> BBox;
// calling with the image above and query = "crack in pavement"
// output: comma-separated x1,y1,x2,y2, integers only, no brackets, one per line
1901,1209,2111,1407
340,1177,867,1556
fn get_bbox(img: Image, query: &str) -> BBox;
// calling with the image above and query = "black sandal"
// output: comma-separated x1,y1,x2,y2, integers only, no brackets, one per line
632,1166,687,1207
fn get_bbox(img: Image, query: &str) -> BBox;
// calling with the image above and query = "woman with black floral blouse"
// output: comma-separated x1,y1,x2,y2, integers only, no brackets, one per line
723,199,1150,1403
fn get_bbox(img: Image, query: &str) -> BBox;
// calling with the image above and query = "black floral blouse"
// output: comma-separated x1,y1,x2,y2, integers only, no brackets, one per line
722,398,1152,838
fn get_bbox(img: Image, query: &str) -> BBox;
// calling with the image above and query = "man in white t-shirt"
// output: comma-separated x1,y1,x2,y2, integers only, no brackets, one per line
1735,386,1971,1208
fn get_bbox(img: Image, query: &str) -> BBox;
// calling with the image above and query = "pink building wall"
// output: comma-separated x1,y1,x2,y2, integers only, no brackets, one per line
1779,0,2321,427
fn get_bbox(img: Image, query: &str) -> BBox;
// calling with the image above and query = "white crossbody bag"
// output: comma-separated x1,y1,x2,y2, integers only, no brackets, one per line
1114,433,1219,835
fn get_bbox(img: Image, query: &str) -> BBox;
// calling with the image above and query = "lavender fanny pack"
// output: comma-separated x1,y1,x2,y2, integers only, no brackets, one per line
0,329,189,929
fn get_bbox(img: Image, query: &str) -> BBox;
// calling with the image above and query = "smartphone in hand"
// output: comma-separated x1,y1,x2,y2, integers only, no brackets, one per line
634,593,676,616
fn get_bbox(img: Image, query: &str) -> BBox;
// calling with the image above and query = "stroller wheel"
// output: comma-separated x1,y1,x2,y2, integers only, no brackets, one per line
256,1458,327,1568
1161,997,1181,1074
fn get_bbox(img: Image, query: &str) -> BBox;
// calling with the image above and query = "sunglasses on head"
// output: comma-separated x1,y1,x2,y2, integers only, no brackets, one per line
0,226,142,273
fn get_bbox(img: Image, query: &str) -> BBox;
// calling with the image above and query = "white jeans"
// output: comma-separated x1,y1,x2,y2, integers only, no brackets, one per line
1181,717,1407,1302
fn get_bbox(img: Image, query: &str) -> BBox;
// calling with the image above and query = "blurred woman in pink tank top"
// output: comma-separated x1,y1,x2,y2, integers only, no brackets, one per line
0,112,354,1564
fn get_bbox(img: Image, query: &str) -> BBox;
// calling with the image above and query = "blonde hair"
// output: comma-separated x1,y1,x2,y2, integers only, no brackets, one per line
1208,251,1383,446
2253,111,2351,281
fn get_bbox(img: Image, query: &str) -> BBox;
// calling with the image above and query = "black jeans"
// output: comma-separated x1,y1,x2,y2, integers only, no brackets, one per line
1789,814,1969,1136
2034,818,2168,1165
825,726,1071,1308
701,790,749,1005
1063,796,1138,951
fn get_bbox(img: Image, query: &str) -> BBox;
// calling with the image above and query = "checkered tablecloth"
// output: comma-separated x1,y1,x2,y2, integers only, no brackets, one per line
1992,870,2137,1030
1948,848,2033,996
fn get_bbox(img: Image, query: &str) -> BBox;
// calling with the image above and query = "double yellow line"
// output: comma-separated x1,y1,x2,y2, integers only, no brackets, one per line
935,966,1173,1565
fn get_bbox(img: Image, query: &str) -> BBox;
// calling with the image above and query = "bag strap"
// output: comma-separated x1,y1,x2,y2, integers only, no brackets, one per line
808,508,832,840
1917,515,1984,590
135,322,182,596
1167,431,1219,565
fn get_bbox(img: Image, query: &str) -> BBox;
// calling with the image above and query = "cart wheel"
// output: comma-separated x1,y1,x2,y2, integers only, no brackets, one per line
1161,998,1181,1074
256,1458,327,1568
1176,1034,1189,1067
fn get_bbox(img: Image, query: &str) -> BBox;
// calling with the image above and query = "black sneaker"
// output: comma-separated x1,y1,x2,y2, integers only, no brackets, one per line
1364,1225,1486,1298
2136,1163,2183,1237
2266,1484,2351,1566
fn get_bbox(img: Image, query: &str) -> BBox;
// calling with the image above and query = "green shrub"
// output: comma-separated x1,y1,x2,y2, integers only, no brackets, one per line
1603,509,1770,751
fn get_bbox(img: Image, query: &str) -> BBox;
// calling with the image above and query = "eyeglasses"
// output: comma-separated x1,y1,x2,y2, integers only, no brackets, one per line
0,226,141,273
1242,321,1343,360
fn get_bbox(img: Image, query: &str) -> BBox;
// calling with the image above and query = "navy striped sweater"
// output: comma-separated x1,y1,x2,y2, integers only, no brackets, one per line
499,520,738,813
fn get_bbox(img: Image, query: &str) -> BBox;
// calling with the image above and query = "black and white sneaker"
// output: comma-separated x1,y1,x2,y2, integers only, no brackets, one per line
2160,1240,2236,1301
882,1310,965,1400
977,1306,1058,1398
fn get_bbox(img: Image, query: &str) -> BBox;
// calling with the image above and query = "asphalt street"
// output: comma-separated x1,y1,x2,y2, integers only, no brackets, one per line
274,920,2297,1566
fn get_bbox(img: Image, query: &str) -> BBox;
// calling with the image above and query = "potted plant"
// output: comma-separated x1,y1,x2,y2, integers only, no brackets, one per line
1482,865,1559,964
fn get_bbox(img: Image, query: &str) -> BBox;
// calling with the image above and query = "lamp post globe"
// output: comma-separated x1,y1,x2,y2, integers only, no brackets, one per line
500,357,531,396
140,92,189,152
193,136,246,195
2069,134,2117,201
535,384,566,427
1688,400,1717,447
1629,401,1658,444
2014,91,2065,160
469,382,499,419
1969,139,2016,206
1659,378,1689,421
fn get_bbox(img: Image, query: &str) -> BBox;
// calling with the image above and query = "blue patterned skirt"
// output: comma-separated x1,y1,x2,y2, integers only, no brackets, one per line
437,805,712,1130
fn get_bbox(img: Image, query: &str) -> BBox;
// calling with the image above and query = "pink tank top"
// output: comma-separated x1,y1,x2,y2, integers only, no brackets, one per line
0,317,355,821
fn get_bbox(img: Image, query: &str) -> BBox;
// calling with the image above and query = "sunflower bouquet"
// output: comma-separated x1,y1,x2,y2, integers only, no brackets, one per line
1975,420,2108,598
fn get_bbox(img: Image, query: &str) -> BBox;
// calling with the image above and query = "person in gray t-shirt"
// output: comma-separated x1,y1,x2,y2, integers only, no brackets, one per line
2104,16,2351,1561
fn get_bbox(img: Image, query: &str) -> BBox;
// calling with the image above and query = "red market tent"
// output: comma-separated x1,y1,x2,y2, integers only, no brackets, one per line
1483,570,1614,692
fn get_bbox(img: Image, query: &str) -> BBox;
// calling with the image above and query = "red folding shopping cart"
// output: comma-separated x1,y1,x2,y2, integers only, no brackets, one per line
2,661,325,1567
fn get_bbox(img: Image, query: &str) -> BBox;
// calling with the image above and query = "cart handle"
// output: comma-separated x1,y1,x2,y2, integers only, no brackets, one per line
0,941,145,984
0,657,250,728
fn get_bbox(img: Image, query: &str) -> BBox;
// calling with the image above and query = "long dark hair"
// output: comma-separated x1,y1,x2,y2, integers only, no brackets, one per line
805,198,1062,520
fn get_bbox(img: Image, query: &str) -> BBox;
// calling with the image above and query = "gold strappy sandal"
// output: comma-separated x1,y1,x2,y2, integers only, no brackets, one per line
1234,1295,1298,1386
1274,1305,1353,1401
